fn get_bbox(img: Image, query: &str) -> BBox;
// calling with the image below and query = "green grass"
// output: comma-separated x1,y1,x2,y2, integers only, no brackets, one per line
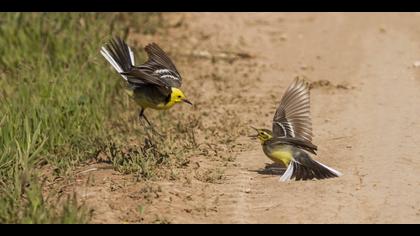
0,12,164,224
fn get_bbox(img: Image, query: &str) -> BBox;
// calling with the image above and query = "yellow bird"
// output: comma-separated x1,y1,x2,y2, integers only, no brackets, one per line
250,77,342,181
100,37,192,128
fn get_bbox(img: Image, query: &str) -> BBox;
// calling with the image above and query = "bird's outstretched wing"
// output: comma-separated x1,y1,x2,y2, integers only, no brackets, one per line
121,69,171,95
272,77,313,143
137,43,182,88
101,37,177,95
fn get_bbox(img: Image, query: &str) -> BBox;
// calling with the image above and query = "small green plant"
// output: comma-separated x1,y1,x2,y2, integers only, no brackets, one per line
153,215,171,224
194,168,226,184
102,138,170,180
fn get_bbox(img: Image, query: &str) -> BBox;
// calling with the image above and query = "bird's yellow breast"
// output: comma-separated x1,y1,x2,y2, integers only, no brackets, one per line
124,88,175,110
268,149,293,166
155,100,176,110
135,98,173,110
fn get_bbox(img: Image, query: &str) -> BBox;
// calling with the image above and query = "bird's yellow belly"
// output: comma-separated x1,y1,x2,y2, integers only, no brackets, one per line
125,89,174,110
267,150,293,166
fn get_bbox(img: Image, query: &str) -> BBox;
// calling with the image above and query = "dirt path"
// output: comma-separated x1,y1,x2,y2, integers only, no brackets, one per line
65,13,420,223
168,13,420,224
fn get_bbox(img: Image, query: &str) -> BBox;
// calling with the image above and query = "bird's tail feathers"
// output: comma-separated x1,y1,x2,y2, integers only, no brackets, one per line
100,37,135,81
280,159,342,182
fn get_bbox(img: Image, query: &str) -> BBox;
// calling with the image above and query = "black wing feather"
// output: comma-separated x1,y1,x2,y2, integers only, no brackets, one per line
138,43,182,88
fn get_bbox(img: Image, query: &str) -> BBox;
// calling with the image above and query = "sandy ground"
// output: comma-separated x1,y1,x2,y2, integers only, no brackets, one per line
61,13,420,223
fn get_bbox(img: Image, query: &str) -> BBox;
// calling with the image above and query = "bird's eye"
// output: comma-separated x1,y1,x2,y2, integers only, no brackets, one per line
177,95,181,98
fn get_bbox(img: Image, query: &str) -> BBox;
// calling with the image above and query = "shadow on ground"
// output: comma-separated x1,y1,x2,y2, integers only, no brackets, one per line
250,163,286,176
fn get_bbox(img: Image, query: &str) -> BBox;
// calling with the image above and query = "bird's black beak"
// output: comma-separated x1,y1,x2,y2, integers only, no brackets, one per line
182,99,193,105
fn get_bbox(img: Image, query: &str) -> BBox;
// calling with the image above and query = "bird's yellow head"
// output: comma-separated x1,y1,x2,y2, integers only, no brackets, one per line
249,127,273,144
170,87,192,106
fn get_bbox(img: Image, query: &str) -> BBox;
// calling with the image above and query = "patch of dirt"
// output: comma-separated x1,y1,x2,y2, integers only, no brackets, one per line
57,13,420,223
309,79,355,90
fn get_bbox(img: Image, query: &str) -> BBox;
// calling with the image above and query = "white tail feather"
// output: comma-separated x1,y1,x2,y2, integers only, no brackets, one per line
314,160,343,177
100,47,121,72
128,47,135,65
100,47,128,81
280,161,294,182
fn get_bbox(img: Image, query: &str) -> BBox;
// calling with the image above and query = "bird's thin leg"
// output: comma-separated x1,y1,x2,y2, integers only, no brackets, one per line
139,108,146,127
139,108,164,138
141,111,152,127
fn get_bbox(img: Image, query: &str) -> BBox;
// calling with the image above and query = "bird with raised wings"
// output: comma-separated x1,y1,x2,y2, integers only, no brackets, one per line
100,37,192,131
250,77,342,181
